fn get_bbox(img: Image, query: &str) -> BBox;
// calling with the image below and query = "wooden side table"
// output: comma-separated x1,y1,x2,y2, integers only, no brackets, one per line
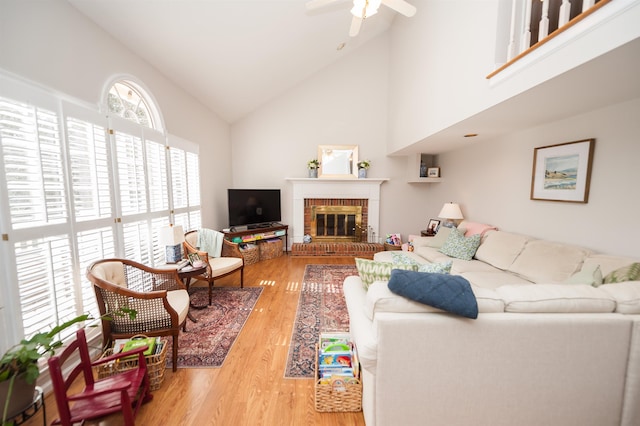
158,263,207,322
420,230,435,237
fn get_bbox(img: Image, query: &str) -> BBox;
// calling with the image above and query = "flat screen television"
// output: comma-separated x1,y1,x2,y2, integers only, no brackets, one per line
227,189,282,228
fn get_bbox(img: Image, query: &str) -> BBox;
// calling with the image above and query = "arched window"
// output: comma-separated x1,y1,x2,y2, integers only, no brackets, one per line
107,80,160,129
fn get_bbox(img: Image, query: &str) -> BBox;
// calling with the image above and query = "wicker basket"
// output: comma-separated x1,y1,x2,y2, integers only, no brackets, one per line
314,344,362,412
259,238,283,261
241,245,260,265
384,242,402,251
94,336,168,391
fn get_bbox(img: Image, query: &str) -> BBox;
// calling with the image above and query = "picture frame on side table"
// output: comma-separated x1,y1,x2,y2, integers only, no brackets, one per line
427,167,440,178
530,139,595,203
426,219,440,235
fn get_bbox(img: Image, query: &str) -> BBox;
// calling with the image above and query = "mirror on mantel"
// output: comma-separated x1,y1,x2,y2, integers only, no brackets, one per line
318,145,358,179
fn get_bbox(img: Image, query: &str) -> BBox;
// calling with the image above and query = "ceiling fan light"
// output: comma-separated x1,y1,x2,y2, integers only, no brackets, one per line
350,0,381,18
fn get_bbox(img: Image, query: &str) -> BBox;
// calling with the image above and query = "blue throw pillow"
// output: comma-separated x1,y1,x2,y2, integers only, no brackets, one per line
387,269,478,319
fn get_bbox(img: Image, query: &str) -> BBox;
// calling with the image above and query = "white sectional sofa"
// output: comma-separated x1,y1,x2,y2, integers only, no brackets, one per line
344,224,640,426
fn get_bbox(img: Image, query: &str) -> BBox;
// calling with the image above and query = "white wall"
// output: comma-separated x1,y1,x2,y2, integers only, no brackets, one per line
0,0,231,228
428,98,640,258
387,0,640,153
231,35,432,241
387,0,501,152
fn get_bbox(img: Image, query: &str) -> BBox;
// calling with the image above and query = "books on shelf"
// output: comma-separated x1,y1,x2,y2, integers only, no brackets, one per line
317,332,359,382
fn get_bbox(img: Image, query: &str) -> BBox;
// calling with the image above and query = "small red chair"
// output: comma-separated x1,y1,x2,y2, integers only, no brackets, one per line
47,328,152,426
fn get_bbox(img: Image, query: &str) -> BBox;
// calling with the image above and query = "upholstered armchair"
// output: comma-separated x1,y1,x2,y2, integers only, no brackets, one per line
87,258,189,372
183,229,244,305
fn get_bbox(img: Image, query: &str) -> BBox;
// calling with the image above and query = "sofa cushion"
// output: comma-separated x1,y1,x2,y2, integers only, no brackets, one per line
363,280,502,319
474,231,531,270
507,240,591,283
563,264,603,287
496,284,616,313
374,250,425,265
413,246,455,264
603,262,640,284
417,261,452,274
460,271,533,289
438,228,482,261
355,258,417,290
413,227,453,249
583,254,639,277
387,269,478,319
599,282,640,314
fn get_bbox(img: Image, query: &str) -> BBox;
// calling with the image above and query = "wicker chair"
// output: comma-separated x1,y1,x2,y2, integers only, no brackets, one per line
87,258,189,372
183,229,244,305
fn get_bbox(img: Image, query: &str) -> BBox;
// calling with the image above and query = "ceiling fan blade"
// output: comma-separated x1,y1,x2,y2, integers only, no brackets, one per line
306,0,342,11
349,16,363,37
382,0,417,17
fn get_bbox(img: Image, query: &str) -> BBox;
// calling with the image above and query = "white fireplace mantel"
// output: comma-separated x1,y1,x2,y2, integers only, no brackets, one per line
286,177,389,244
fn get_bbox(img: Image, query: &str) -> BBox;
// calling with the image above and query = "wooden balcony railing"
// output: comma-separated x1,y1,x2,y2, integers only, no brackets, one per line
488,0,611,79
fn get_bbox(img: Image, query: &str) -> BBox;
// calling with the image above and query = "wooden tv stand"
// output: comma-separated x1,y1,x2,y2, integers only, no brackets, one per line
223,224,289,253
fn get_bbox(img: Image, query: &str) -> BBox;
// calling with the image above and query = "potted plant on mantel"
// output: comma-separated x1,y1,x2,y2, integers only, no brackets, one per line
1,308,136,424
357,159,371,178
307,159,320,178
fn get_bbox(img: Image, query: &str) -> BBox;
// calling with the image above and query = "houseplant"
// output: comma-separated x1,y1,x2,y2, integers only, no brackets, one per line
1,308,136,423
307,159,320,178
357,159,371,178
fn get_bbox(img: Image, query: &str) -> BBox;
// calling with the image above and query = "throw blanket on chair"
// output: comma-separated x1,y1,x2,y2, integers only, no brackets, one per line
197,228,224,258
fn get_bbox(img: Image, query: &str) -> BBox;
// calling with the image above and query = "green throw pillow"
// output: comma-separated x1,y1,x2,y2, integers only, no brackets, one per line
438,228,482,261
417,261,453,274
564,264,603,287
604,262,640,284
355,258,415,290
391,252,421,268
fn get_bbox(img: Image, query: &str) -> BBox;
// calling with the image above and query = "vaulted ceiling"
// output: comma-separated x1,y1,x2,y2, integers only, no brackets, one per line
67,0,400,123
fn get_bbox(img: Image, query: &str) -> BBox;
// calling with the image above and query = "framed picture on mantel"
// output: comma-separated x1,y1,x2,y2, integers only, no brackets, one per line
530,139,595,203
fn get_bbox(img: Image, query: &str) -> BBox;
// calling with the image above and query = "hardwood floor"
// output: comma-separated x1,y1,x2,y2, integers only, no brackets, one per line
28,254,365,426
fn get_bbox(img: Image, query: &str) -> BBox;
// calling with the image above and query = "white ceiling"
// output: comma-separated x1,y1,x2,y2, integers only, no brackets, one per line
67,0,640,154
67,0,399,123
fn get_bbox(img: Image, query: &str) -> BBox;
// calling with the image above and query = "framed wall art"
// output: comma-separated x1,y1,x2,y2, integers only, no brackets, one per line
530,139,595,203
427,167,440,178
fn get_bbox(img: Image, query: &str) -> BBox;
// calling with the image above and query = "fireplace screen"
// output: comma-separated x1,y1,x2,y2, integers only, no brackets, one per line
310,205,363,242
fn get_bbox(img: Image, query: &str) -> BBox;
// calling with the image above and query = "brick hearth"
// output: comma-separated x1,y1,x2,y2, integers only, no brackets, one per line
291,242,383,258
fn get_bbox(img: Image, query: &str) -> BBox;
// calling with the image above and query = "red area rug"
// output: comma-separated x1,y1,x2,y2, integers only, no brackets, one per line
167,286,262,368
285,264,357,378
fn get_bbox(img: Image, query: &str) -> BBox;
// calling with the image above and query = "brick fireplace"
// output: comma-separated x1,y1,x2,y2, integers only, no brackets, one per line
306,199,366,242
287,178,387,257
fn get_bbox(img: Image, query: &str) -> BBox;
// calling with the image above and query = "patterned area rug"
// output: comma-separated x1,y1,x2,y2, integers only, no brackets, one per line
285,264,358,378
167,286,262,368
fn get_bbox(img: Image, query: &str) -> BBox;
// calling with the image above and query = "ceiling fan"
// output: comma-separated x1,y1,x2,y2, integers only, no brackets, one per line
306,0,417,37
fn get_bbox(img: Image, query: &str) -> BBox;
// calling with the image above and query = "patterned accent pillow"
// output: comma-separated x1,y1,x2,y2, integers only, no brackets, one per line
391,252,421,268
417,261,453,274
438,228,482,261
355,258,416,290
604,262,640,284
564,264,603,287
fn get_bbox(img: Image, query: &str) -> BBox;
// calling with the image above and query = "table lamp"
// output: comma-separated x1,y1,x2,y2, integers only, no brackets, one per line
159,224,185,263
438,202,464,228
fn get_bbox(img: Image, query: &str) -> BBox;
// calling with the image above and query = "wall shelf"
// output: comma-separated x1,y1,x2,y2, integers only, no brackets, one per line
407,177,443,183
407,154,442,183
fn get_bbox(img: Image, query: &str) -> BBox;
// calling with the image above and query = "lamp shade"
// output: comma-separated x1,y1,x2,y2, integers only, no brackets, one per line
159,225,185,246
438,203,464,220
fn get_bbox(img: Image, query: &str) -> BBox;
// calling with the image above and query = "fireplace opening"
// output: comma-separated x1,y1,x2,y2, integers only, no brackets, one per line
310,205,365,242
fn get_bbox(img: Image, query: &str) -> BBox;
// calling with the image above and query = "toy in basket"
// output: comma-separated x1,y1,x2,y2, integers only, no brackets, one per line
314,335,362,412
94,335,168,391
